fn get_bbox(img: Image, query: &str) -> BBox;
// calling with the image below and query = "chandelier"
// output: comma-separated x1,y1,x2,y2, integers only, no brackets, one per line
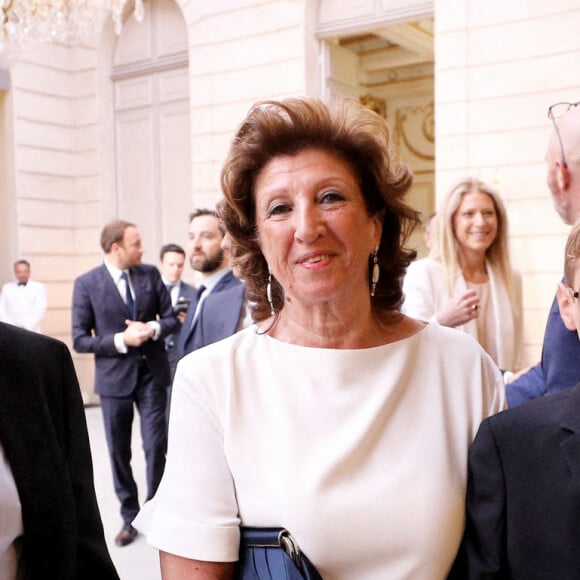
1,0,144,46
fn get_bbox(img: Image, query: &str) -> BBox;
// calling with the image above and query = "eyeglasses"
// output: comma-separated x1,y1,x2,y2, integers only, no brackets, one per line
548,101,580,168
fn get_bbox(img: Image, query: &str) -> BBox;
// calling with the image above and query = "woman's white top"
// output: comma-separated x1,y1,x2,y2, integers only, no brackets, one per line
402,258,523,371
135,323,505,580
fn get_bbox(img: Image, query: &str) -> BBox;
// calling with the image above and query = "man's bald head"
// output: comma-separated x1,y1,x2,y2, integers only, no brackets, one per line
546,104,580,225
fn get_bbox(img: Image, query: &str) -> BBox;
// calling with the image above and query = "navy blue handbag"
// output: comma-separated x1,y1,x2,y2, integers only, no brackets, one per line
234,527,322,580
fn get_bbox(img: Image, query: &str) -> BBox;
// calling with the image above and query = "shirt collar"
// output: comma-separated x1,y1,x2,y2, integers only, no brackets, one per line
104,259,126,283
202,267,231,293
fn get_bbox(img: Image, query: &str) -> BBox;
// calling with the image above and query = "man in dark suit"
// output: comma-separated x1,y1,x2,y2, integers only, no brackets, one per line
507,102,580,406
0,322,119,579
158,243,195,424
72,219,178,548
158,243,195,375
188,282,246,351
177,209,244,359
450,219,580,578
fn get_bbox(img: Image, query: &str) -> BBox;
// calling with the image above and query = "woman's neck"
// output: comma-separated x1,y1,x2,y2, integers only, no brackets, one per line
458,251,488,283
263,299,421,349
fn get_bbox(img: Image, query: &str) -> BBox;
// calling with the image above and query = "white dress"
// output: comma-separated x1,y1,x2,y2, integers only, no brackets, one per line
135,323,505,579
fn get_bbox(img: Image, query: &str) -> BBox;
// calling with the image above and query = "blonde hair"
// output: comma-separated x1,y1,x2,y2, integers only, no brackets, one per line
433,177,517,304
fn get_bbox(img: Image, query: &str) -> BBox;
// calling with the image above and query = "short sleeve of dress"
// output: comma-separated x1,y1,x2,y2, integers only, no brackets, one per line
134,354,240,562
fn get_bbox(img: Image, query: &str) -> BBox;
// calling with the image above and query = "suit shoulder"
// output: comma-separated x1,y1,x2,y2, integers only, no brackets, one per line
134,263,160,276
0,322,67,356
488,386,577,433
75,264,105,283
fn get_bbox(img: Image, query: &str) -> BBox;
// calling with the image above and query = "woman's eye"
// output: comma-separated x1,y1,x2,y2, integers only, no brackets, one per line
267,203,291,217
320,190,344,204
462,211,474,217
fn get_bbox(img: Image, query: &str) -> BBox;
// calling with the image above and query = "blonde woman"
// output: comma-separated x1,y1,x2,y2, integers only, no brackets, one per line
402,178,522,372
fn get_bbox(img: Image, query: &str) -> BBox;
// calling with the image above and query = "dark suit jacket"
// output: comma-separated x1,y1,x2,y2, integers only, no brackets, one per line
0,323,119,580
177,270,243,358
72,263,178,397
449,384,580,579
194,283,246,350
507,290,580,406
165,280,196,377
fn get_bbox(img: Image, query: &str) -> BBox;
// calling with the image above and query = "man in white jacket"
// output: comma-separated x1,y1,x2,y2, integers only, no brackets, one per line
0,260,47,332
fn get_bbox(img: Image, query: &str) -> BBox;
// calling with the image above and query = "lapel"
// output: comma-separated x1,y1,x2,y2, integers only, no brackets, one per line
559,384,580,482
202,284,245,340
180,272,235,347
0,349,62,502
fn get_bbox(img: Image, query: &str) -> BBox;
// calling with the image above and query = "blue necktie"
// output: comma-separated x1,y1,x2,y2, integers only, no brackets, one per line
121,272,135,317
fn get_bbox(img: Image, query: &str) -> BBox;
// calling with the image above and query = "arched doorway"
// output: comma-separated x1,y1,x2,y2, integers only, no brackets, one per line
316,1,435,255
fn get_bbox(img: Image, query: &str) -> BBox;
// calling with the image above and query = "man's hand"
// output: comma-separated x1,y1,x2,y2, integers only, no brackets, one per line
123,320,155,347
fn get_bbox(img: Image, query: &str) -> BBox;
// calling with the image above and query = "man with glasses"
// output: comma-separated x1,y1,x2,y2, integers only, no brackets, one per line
450,220,580,578
506,101,580,406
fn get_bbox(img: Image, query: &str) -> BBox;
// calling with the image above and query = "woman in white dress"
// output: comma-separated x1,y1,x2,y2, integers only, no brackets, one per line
135,99,505,579
403,178,523,373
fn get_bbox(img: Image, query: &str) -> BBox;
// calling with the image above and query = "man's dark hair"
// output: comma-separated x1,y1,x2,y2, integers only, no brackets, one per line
14,259,30,269
189,208,225,236
160,243,185,261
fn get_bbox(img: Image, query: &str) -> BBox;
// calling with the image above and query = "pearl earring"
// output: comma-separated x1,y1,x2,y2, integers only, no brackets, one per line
370,245,380,297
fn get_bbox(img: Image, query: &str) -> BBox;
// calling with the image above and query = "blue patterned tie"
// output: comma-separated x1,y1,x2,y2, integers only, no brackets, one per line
121,272,135,317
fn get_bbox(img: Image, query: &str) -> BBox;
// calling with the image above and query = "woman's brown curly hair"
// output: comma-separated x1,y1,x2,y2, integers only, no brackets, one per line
219,97,420,322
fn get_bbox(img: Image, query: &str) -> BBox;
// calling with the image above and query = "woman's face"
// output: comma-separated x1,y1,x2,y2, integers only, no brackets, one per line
452,190,498,257
254,149,382,308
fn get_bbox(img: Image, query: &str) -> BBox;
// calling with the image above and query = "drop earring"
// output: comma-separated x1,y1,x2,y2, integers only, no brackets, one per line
267,267,275,316
370,245,380,297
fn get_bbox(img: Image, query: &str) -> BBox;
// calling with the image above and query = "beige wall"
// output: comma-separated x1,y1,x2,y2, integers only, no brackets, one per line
6,44,100,343
435,0,580,364
184,1,310,208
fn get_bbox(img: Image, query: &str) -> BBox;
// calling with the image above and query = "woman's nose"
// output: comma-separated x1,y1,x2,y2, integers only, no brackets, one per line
294,206,322,243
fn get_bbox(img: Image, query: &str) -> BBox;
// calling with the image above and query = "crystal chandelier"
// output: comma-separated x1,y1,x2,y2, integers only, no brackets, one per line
1,0,144,45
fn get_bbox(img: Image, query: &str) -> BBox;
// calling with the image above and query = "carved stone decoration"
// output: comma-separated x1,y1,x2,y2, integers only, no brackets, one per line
359,94,386,118
394,102,435,161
